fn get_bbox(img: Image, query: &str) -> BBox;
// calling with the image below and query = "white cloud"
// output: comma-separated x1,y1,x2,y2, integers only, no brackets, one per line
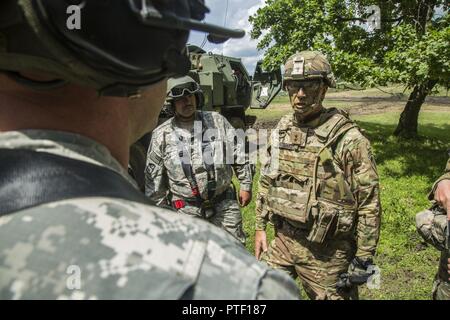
188,0,266,73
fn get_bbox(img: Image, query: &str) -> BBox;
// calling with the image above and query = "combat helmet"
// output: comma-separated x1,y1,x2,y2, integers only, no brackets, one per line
166,75,204,109
0,0,244,97
283,51,336,88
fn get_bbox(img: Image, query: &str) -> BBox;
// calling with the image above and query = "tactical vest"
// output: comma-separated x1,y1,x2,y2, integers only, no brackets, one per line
266,109,359,243
164,112,223,215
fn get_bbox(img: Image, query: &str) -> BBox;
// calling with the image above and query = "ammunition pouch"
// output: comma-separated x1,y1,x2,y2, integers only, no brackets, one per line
269,213,285,230
307,198,356,244
306,199,338,244
267,181,356,244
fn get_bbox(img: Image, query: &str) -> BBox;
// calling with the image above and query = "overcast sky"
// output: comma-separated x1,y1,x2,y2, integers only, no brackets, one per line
188,0,265,76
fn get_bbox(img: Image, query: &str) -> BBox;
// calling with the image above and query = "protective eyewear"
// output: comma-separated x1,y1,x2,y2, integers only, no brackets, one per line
286,81,322,94
169,82,200,98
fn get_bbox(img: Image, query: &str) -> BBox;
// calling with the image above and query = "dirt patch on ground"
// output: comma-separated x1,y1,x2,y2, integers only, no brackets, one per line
251,96,450,129
329,96,450,116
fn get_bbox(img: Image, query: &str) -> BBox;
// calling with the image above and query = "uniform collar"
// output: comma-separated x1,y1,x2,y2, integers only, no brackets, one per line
0,129,137,186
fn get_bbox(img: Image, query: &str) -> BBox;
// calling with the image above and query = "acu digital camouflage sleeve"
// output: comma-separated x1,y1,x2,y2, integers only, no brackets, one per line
336,129,382,258
145,130,169,206
255,167,270,230
0,197,301,300
429,157,450,200
223,116,253,192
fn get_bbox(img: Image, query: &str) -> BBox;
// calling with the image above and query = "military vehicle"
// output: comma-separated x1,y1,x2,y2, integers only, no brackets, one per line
129,45,282,191
158,44,282,128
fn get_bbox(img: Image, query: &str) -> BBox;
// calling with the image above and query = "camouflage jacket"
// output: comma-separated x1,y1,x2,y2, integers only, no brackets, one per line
418,156,450,284
416,208,449,283
0,130,299,299
145,111,252,206
256,109,381,258
429,156,450,200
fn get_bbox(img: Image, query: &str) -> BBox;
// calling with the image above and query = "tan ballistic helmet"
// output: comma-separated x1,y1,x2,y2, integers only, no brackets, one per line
283,51,336,88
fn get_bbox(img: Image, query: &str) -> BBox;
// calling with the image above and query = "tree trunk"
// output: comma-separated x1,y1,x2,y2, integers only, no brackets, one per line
393,80,437,138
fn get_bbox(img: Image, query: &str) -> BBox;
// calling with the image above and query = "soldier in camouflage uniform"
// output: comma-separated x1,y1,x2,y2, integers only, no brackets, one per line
416,155,450,300
254,51,382,300
0,0,299,299
145,76,251,245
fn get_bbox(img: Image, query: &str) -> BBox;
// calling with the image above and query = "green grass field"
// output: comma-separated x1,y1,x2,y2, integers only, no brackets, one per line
240,92,450,299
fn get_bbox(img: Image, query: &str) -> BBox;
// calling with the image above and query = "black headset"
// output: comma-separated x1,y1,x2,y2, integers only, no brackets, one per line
1,0,244,97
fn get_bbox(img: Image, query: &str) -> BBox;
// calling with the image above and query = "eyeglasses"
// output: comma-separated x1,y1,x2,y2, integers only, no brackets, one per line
285,81,322,95
168,82,200,98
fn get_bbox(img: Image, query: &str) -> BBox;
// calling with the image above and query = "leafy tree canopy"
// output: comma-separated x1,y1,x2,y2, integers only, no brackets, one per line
249,0,449,90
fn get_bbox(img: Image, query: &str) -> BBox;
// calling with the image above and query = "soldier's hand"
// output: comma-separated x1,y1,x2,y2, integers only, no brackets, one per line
239,190,252,207
337,257,376,289
435,179,450,218
255,230,268,260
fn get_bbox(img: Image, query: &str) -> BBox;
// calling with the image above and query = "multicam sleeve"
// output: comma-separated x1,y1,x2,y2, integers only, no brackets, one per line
429,157,450,200
233,164,253,192
341,131,382,258
144,132,169,206
416,209,448,251
255,132,275,231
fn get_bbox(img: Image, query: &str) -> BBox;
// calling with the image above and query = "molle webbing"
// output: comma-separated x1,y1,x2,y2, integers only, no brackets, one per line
267,110,357,223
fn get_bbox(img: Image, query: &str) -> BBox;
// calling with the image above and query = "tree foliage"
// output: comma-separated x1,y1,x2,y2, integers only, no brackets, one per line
250,0,449,91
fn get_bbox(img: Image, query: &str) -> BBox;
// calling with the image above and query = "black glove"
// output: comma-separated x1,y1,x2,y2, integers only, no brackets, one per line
337,257,376,289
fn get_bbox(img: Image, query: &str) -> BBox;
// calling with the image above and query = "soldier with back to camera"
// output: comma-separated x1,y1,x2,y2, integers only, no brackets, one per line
0,0,299,300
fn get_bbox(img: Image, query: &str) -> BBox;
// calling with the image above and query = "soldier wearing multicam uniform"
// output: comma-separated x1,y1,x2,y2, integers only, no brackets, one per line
254,51,382,300
0,0,299,300
416,156,450,300
145,76,251,244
